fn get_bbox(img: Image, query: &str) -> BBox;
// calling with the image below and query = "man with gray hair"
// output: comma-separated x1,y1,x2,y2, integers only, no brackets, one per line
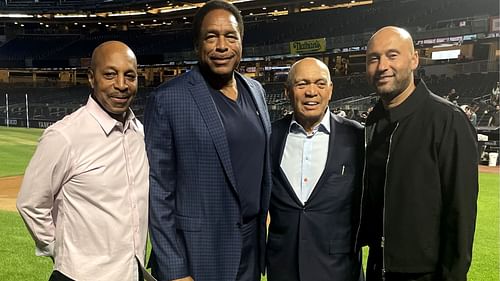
267,57,364,281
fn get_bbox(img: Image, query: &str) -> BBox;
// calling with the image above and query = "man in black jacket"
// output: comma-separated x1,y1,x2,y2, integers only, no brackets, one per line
356,26,478,281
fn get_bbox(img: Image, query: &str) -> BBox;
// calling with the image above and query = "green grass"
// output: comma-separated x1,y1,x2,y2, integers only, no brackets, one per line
469,173,500,281
0,210,52,281
359,173,500,281
0,126,43,177
0,127,497,280
1,173,497,281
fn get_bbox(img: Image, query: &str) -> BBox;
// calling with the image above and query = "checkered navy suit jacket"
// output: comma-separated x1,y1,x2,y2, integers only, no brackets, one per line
144,66,272,281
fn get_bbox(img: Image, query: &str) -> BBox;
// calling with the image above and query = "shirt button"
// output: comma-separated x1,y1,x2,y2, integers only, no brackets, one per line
304,177,308,183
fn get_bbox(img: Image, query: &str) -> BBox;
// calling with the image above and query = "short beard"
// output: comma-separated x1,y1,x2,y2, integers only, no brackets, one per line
375,75,411,103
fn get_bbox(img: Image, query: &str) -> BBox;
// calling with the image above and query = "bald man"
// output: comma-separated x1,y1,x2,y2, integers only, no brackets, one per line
267,58,364,281
17,41,149,281
355,26,478,281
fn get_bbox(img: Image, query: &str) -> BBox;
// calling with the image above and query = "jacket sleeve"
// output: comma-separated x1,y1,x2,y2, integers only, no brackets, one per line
144,93,190,281
438,109,478,281
16,129,72,258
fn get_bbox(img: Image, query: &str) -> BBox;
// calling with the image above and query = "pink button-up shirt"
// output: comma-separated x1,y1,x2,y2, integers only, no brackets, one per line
17,96,149,281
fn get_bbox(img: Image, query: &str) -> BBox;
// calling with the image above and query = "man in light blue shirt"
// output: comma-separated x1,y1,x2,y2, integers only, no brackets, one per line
280,105,330,204
266,58,364,281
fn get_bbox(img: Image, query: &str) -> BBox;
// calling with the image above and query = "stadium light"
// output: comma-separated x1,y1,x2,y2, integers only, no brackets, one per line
0,14,33,18
54,14,88,18
108,11,146,17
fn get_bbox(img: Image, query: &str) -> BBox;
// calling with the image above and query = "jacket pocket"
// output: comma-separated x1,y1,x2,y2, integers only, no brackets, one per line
175,214,202,232
266,234,282,251
329,239,351,255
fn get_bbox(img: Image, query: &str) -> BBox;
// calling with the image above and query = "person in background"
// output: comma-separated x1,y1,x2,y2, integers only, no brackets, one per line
491,81,499,106
356,26,478,281
488,104,500,127
460,105,477,128
17,41,149,281
445,88,459,105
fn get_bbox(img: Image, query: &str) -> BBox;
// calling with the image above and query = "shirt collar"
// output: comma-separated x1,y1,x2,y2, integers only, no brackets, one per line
86,95,138,135
289,107,331,136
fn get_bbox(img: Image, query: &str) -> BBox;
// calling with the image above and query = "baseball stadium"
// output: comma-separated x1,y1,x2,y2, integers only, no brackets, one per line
0,0,498,280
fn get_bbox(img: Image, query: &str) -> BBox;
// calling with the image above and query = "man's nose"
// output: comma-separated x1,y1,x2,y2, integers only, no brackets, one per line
305,84,318,96
215,36,228,51
114,75,128,91
377,56,389,71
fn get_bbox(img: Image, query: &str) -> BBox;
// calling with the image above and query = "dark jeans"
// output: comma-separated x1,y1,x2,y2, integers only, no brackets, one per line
235,217,260,281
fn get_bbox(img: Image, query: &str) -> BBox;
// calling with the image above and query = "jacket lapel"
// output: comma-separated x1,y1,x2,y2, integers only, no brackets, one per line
187,67,237,190
236,72,271,138
306,113,338,203
274,116,306,206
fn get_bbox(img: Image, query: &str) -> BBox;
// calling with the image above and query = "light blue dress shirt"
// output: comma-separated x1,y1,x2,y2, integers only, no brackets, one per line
280,110,332,204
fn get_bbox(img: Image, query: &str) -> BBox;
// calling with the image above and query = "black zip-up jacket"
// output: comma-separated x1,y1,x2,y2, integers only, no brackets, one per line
356,80,478,281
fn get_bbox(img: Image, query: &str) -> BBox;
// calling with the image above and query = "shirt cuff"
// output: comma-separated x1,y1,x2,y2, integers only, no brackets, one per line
35,241,55,257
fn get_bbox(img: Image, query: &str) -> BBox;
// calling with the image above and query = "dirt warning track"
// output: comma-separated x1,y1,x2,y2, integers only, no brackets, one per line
0,166,498,212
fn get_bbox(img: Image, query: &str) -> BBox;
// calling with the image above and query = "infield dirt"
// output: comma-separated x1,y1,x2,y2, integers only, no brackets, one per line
0,165,498,212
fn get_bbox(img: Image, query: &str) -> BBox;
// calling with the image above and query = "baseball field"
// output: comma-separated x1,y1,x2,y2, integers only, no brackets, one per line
0,126,498,281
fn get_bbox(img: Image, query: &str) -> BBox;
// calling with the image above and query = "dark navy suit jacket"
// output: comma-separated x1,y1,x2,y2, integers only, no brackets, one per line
144,66,272,281
266,113,364,281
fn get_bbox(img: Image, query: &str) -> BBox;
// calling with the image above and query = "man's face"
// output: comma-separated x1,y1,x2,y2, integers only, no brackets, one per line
366,29,418,101
288,59,333,128
197,9,242,78
88,45,138,119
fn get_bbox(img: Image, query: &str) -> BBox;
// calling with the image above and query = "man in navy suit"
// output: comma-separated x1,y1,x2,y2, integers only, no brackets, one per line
144,1,271,281
266,58,364,281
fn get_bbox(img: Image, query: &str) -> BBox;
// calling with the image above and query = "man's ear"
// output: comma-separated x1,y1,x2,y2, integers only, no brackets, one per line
329,82,334,101
284,87,290,99
411,50,419,71
87,69,94,89
194,40,199,54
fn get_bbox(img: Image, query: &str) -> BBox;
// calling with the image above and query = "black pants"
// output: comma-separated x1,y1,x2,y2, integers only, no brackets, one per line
235,217,260,281
49,265,144,281
48,271,73,281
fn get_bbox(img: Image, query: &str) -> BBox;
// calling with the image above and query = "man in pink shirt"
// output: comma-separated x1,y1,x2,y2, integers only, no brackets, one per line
17,41,149,281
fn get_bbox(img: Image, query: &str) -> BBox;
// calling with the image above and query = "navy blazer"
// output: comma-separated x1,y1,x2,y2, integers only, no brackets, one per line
266,113,364,281
144,66,272,281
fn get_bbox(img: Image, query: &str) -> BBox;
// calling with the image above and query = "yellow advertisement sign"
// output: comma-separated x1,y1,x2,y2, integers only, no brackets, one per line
290,38,326,54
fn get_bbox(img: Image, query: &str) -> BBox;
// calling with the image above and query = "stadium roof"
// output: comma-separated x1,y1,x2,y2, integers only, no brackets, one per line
0,0,374,33
0,0,372,21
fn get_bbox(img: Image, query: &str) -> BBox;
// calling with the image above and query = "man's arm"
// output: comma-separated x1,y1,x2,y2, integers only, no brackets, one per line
438,109,479,281
16,129,72,258
144,93,191,281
